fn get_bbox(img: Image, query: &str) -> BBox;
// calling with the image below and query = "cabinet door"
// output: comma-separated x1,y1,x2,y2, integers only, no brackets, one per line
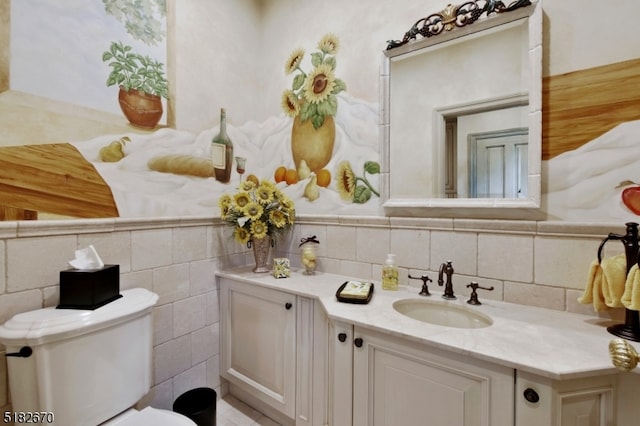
352,327,514,426
328,320,354,426
516,371,616,426
220,278,296,418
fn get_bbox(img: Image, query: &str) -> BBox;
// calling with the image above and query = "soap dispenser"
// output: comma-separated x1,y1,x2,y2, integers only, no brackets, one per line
382,254,399,290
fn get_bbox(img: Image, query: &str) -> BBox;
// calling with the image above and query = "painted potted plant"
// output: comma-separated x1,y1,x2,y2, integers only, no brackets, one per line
281,33,347,172
102,41,169,129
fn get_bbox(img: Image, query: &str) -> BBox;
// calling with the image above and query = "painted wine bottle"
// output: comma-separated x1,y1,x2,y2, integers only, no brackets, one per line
211,108,233,183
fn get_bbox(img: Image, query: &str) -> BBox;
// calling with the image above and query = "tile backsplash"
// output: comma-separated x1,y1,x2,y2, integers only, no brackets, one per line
0,216,629,414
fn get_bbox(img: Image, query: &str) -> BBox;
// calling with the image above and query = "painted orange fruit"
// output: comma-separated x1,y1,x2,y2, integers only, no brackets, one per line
316,169,331,187
274,166,287,183
284,169,299,185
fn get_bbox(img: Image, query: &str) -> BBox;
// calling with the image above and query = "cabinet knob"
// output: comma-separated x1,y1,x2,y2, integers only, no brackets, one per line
285,302,292,310
354,337,363,348
338,333,347,342
523,388,540,403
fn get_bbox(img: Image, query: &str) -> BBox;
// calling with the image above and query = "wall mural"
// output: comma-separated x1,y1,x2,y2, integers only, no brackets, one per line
137,33,380,218
66,91,380,218
0,1,380,221
278,33,379,205
544,119,640,221
2,1,639,222
541,58,640,221
0,0,174,220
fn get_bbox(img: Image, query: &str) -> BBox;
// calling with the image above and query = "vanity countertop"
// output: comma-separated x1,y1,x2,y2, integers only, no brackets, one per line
217,267,635,381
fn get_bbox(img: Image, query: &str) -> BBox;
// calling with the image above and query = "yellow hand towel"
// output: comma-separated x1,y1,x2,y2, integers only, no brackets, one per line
579,254,627,311
602,254,627,308
579,259,606,311
622,264,640,310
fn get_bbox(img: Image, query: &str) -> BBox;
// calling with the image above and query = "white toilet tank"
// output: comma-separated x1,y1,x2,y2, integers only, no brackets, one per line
0,288,159,426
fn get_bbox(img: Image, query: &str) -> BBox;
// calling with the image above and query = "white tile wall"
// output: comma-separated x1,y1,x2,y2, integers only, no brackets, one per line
78,231,133,271
431,230,477,275
0,219,225,414
478,233,534,282
132,229,174,270
152,263,191,304
534,235,614,289
0,217,633,416
390,228,429,270
154,334,193,384
326,225,356,261
6,235,77,292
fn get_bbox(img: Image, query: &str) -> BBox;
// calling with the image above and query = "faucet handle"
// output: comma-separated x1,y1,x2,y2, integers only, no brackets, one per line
466,282,494,305
408,274,432,296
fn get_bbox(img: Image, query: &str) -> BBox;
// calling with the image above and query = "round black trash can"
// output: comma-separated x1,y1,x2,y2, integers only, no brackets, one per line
173,387,217,426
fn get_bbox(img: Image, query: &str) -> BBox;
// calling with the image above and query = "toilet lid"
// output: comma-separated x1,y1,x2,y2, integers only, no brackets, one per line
0,288,159,346
101,407,196,426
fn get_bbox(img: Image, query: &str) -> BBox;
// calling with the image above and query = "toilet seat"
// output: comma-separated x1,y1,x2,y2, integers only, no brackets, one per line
101,407,196,425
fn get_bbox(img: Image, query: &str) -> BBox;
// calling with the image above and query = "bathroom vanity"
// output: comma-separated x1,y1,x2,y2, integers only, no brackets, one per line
219,278,328,425
217,268,640,426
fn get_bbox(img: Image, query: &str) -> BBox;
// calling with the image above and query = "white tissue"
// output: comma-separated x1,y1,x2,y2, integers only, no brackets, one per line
69,245,105,270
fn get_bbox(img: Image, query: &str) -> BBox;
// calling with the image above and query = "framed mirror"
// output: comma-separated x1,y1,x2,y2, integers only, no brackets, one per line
380,0,542,219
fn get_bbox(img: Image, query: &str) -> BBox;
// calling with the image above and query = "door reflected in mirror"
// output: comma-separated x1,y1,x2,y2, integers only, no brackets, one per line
443,106,529,199
466,127,528,198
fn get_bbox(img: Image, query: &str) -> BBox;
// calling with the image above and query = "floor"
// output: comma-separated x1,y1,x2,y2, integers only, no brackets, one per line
217,395,281,426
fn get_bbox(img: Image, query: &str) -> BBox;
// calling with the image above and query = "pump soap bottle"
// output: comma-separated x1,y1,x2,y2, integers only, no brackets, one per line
382,254,399,290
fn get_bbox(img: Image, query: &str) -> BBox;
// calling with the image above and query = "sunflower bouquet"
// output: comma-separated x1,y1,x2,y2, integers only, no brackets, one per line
218,179,296,245
281,33,347,130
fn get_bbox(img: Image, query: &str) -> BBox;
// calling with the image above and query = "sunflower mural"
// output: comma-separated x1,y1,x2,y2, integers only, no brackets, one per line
336,161,380,204
281,34,345,194
281,33,346,129
278,34,380,206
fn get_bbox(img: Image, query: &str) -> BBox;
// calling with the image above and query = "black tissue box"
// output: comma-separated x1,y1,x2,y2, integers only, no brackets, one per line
57,264,122,310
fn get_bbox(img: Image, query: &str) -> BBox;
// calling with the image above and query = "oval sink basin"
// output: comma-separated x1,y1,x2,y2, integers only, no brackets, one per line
393,298,493,329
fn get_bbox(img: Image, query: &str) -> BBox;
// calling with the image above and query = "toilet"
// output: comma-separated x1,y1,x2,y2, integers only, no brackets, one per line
0,288,197,426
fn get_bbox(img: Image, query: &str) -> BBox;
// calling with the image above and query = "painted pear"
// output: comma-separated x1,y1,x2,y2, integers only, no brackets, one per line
297,159,311,180
304,175,320,201
99,136,130,162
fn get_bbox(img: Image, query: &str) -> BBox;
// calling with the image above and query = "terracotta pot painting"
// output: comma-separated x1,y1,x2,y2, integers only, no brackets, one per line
118,87,163,129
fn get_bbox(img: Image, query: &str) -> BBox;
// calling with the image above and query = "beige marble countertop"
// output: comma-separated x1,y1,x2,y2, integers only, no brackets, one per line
217,267,637,380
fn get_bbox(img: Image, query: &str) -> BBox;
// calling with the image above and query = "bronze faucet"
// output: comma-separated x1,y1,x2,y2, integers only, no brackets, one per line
438,260,456,299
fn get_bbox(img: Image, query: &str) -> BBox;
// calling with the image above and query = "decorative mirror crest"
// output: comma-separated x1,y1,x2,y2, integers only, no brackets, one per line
386,0,532,50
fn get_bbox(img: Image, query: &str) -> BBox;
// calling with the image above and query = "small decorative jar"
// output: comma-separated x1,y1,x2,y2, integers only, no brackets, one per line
299,236,320,275
273,258,291,279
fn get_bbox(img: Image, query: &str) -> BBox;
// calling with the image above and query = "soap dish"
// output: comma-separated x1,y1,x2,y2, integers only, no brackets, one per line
336,280,374,304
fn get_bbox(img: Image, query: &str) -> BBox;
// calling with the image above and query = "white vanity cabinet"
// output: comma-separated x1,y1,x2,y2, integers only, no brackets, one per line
330,322,515,426
219,277,328,426
328,321,628,426
218,271,640,426
515,371,618,426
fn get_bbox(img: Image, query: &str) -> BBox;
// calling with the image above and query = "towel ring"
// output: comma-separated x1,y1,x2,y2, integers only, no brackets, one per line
598,222,640,342
597,233,622,264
